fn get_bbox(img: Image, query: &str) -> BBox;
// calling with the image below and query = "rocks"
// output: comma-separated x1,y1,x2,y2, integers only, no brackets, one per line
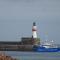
0,53,16,60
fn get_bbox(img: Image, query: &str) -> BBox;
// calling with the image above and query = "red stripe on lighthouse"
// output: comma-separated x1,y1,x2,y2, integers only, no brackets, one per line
32,28,37,31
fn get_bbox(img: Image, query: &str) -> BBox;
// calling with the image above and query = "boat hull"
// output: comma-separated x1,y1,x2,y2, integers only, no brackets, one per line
33,46,60,52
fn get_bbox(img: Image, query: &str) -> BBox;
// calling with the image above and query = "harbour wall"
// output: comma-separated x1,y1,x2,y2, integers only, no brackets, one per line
0,45,33,51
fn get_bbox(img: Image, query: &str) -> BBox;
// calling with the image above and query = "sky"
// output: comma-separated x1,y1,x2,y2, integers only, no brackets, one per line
0,0,60,44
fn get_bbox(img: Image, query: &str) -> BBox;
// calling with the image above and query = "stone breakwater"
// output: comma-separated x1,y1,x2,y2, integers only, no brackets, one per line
0,52,16,60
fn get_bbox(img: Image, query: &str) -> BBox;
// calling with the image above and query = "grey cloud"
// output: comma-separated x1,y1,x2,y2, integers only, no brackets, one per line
0,0,60,44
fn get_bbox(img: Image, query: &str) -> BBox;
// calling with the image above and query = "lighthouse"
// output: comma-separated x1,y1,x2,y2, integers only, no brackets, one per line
32,22,40,45
21,22,40,45
32,22,37,38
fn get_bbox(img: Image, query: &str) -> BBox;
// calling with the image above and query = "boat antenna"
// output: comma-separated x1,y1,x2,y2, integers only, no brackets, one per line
45,32,48,42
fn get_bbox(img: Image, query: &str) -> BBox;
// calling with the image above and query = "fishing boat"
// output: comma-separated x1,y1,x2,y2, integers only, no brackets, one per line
33,40,60,52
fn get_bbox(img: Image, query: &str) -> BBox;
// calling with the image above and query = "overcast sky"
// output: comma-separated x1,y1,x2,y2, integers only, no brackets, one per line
0,0,60,44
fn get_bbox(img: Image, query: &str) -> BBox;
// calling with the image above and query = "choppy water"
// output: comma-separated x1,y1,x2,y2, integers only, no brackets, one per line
1,51,60,60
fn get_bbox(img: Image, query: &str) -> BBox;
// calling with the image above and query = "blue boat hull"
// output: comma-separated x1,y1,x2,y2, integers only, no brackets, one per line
33,46,60,52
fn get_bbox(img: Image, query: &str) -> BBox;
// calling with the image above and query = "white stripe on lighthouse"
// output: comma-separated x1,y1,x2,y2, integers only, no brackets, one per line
32,31,37,38
32,26,37,30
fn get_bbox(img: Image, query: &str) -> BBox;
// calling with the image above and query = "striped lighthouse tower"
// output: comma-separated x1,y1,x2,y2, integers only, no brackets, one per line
32,22,37,38
32,22,40,45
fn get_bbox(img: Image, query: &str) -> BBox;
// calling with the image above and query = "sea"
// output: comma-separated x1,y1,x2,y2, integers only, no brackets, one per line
1,51,60,60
